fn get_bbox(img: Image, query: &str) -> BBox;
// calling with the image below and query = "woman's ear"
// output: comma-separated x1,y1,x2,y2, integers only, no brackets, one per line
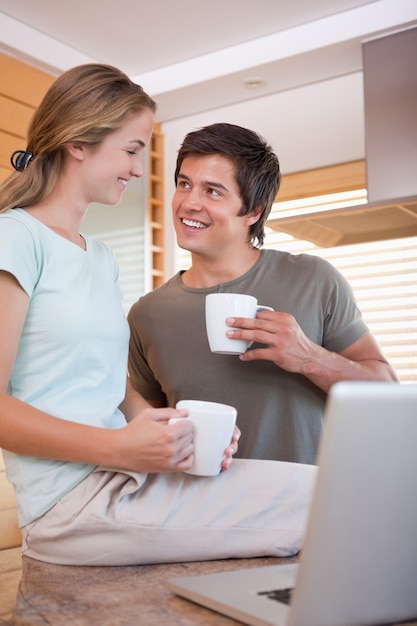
66,143,85,162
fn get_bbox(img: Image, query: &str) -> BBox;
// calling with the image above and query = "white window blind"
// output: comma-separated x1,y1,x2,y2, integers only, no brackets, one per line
174,228,417,384
92,227,146,315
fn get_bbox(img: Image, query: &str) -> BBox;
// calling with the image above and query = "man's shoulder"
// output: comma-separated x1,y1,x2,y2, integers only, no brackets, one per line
263,248,333,271
257,249,342,290
262,248,317,268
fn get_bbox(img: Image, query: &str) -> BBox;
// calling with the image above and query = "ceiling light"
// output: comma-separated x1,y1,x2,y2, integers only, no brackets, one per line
244,77,264,89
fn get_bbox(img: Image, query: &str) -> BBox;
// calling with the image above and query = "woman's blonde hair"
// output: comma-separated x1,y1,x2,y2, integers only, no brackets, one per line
0,64,156,213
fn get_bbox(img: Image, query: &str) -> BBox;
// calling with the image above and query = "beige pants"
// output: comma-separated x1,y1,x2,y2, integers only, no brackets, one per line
22,459,317,566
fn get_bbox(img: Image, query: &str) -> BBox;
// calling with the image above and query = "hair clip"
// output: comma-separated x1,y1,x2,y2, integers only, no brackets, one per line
10,150,34,172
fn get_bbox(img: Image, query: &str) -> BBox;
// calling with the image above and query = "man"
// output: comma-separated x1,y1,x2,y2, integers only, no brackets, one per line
128,123,398,464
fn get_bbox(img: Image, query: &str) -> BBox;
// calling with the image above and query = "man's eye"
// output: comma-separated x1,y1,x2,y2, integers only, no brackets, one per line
178,181,190,189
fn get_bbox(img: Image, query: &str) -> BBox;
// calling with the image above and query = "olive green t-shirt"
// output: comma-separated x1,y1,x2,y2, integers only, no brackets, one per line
128,249,368,464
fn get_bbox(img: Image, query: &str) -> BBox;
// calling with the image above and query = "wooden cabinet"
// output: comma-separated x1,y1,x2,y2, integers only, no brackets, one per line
0,52,54,182
0,454,21,549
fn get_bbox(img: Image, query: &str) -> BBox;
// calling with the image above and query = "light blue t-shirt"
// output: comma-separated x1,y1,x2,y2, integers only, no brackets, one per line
0,209,130,526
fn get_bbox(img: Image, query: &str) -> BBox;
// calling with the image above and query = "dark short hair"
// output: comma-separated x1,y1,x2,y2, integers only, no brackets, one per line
174,123,281,247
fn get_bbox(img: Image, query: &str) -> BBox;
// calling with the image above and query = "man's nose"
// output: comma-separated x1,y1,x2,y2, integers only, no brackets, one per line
183,188,203,210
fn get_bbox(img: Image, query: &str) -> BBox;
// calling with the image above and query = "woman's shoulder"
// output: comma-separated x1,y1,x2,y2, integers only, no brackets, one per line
1,207,32,227
0,208,40,246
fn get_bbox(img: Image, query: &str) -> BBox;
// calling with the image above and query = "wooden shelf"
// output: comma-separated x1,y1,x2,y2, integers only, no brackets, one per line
148,124,165,289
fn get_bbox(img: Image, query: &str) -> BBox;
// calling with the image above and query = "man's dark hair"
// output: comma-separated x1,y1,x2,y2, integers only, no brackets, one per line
174,123,281,247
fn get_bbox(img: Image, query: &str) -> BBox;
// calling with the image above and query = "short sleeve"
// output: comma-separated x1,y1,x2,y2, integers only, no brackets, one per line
319,258,368,352
0,213,41,297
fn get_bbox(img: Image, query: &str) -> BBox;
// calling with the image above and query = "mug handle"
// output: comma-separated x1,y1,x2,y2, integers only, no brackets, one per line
247,305,274,348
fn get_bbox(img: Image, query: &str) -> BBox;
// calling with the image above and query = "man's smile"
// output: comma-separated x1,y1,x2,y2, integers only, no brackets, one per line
181,218,208,229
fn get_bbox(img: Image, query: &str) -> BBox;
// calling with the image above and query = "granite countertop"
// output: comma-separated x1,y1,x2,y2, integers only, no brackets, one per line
1,551,295,626
2,549,417,626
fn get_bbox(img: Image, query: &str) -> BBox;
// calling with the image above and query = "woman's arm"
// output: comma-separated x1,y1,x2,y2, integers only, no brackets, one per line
118,377,240,470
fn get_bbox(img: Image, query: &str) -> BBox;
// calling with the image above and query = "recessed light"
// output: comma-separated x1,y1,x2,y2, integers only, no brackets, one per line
244,77,264,89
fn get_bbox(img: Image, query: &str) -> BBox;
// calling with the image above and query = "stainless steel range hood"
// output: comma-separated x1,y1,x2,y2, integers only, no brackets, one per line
268,26,417,247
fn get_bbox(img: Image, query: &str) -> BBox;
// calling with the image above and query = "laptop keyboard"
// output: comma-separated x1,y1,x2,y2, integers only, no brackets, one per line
257,587,293,605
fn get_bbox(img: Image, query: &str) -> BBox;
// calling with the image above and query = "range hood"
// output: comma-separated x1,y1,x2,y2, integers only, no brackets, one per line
268,26,417,247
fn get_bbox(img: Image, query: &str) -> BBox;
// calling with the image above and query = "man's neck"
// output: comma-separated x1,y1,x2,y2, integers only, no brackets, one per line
181,248,262,289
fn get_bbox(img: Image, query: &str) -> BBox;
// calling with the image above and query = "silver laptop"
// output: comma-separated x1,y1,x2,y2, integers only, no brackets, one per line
169,381,417,626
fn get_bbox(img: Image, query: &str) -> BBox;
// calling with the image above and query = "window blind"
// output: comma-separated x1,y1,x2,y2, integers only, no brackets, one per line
92,227,146,315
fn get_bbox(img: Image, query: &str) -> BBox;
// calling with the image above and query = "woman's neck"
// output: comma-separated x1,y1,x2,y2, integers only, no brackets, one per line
23,201,87,249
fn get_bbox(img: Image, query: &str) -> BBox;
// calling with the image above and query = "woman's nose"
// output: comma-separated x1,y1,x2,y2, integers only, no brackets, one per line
131,157,144,178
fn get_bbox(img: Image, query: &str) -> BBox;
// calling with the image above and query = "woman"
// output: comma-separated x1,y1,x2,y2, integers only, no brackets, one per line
0,64,316,566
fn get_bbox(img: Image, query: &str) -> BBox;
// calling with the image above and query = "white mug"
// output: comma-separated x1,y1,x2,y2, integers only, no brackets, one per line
205,293,273,354
170,400,237,476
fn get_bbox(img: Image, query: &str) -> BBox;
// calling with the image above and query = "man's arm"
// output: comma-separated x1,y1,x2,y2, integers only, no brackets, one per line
228,311,398,393
126,310,168,409
297,331,398,393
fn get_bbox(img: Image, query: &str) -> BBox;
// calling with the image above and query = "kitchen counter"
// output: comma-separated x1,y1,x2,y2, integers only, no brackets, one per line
1,547,416,626
1,548,292,626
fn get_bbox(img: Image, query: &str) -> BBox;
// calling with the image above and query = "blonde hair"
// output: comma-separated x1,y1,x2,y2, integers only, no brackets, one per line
0,64,156,213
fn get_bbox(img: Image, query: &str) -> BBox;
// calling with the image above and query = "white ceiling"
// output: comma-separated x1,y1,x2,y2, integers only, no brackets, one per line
1,0,416,174
0,0,374,76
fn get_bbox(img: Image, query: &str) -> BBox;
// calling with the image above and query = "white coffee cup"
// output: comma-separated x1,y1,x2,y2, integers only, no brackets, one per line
170,400,237,476
205,293,273,354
